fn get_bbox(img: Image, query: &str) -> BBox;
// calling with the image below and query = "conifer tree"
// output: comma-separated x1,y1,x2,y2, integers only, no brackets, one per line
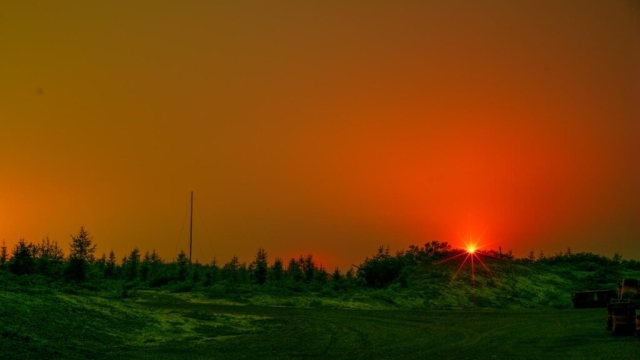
331,267,343,291
222,255,240,284
332,267,342,282
124,248,141,281
270,258,284,281
37,237,65,275
286,258,303,282
95,253,107,274
105,250,117,278
300,254,316,283
140,251,151,282
148,249,164,283
345,267,355,281
237,261,249,283
538,251,546,261
253,248,268,285
316,266,328,284
191,261,202,283
176,250,189,282
9,239,36,275
0,240,8,269
613,252,623,263
205,257,220,285
65,226,96,281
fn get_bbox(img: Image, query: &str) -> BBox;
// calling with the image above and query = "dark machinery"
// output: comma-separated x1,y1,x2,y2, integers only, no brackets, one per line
605,278,640,337
572,289,617,308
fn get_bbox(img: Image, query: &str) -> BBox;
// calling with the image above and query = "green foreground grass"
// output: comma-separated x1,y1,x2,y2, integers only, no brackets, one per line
1,287,638,360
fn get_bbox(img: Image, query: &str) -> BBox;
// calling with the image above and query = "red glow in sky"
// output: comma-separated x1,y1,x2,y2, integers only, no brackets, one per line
1,1,639,269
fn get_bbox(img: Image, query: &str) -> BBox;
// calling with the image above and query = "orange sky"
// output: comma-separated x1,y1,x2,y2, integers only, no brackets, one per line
1,1,639,269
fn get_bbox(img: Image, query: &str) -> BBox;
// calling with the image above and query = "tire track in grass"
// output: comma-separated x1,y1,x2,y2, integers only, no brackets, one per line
130,298,640,360
319,314,372,357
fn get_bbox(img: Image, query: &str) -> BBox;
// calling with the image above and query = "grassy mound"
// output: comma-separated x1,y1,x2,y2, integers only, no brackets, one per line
0,283,273,359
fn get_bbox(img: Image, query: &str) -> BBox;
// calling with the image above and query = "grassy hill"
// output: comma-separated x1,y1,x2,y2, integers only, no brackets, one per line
0,280,272,359
2,244,640,358
177,255,640,310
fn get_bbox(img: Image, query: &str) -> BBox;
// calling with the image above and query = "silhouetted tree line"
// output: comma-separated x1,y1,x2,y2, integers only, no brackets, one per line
1,228,639,291
0,227,347,289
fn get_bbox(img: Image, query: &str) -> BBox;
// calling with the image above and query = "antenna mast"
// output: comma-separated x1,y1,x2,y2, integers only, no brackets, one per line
189,190,193,263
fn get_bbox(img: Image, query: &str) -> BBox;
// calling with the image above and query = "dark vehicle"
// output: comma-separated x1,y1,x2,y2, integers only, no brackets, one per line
606,278,640,337
572,290,617,308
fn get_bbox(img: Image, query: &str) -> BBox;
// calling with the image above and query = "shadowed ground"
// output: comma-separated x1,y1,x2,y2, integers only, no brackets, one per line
2,290,638,359
125,295,638,359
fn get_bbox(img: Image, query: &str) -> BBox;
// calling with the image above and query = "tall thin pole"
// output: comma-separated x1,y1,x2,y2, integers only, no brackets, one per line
189,191,193,263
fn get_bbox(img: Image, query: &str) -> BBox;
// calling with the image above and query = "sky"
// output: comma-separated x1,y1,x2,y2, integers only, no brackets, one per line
1,0,639,270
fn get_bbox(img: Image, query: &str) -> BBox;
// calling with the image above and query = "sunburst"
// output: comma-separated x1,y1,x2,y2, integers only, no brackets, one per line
435,235,499,287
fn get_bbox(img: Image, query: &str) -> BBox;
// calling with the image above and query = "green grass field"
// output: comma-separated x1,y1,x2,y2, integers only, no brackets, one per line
2,290,638,359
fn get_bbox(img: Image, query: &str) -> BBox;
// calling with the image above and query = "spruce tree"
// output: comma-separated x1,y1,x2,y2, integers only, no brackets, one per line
149,249,164,284
332,267,343,291
300,255,316,283
9,239,36,275
345,267,355,282
140,251,151,282
95,253,107,274
105,250,117,278
124,248,141,281
332,267,342,282
253,248,268,285
0,240,8,270
286,258,303,282
176,250,189,282
270,258,284,281
205,257,220,285
65,226,96,281
316,266,328,284
40,237,65,276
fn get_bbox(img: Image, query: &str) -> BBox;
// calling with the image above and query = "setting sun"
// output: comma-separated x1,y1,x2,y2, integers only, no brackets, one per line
463,236,480,255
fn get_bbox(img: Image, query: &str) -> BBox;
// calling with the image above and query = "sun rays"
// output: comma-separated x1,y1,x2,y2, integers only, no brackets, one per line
433,235,499,287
